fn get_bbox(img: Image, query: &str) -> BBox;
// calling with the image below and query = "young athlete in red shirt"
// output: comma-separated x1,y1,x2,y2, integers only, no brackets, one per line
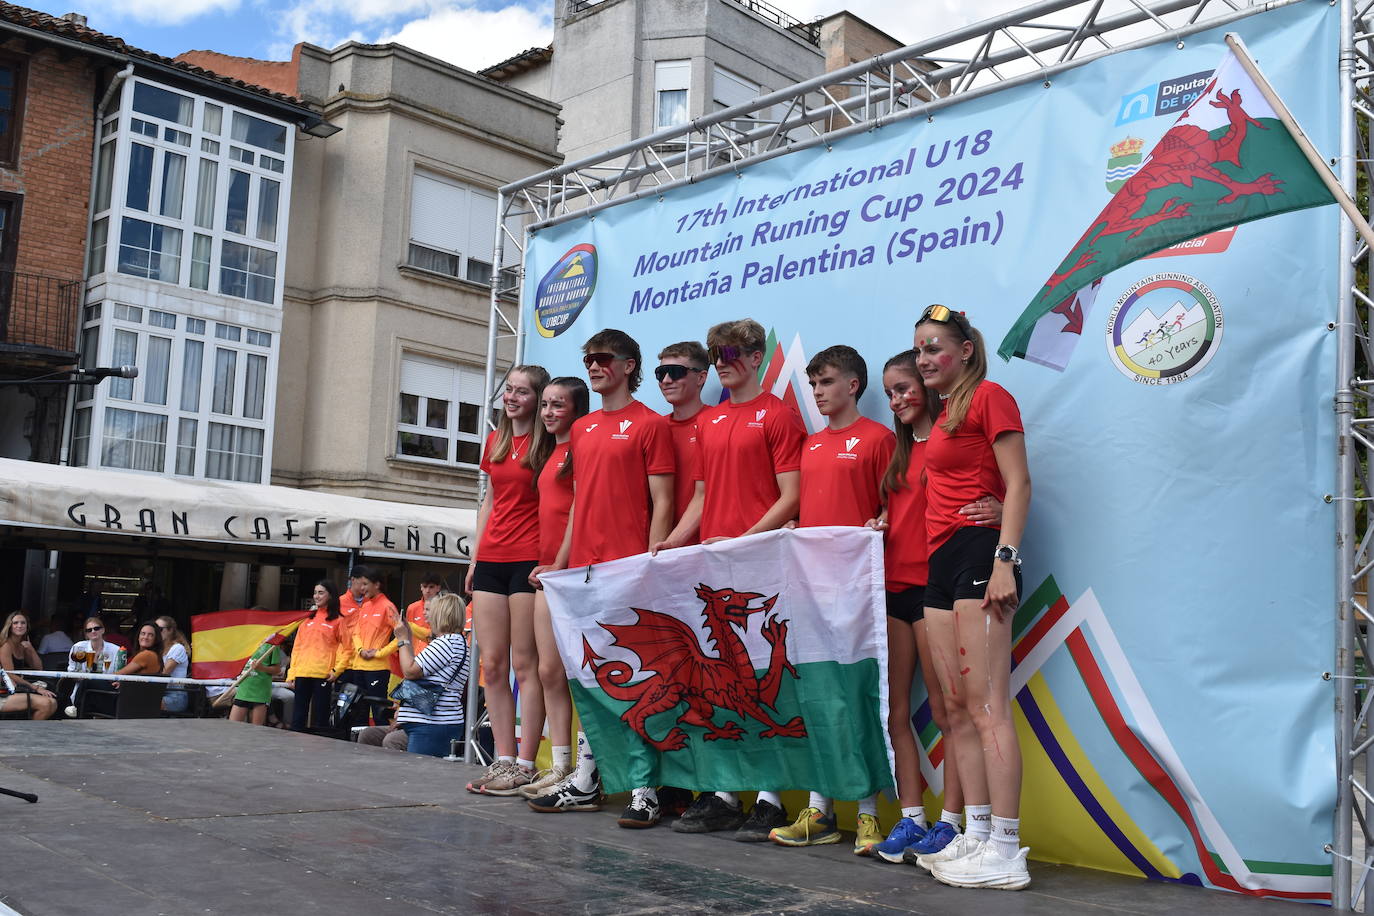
909,306,1032,891
768,346,893,854
527,330,675,819
465,365,553,796
656,341,709,538
662,318,805,840
520,376,589,803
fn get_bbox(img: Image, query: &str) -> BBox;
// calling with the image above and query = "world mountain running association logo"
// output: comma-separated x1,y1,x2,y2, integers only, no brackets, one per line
581,583,806,751
1104,272,1223,385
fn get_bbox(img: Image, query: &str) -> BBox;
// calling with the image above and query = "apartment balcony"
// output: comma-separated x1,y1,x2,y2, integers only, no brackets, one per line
0,269,82,369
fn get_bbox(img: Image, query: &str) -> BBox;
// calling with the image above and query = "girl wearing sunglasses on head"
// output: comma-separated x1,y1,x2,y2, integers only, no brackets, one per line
907,305,1032,891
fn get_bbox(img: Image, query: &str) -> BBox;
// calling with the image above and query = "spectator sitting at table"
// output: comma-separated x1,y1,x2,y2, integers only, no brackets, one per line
0,611,57,719
115,622,164,677
37,610,77,655
156,616,191,713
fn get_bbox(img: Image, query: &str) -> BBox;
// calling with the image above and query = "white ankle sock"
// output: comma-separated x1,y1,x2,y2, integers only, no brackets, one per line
715,791,740,807
858,794,878,817
497,755,515,765
901,805,927,828
940,808,962,828
516,757,534,771
756,790,782,808
990,815,1020,859
636,786,658,803
552,745,572,769
807,792,832,815
570,731,598,792
966,804,992,842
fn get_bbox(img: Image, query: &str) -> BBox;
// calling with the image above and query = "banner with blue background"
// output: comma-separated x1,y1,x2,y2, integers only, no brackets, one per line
521,1,1337,899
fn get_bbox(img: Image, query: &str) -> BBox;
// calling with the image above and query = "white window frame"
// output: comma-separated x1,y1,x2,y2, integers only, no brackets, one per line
393,353,486,470
655,60,691,130
405,169,511,287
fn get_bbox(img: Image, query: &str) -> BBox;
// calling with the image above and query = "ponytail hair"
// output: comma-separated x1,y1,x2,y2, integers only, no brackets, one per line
880,350,940,498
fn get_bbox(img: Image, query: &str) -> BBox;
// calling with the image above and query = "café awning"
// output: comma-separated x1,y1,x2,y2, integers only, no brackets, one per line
0,458,475,564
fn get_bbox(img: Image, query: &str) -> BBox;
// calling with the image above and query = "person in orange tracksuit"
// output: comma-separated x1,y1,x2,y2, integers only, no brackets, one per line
377,572,443,691
285,580,349,732
347,565,399,725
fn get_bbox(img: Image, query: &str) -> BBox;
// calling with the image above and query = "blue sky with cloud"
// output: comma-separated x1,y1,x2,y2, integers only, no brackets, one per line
24,0,1024,73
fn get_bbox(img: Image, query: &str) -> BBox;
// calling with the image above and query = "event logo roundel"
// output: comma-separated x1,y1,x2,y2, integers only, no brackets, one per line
534,243,597,338
1104,272,1223,385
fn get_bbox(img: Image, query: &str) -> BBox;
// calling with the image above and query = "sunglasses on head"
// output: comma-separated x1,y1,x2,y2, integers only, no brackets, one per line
654,364,703,382
582,352,625,369
708,344,757,364
919,304,971,330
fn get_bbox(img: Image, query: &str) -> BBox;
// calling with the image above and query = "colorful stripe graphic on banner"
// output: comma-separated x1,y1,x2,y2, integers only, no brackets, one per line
542,528,893,798
191,609,307,679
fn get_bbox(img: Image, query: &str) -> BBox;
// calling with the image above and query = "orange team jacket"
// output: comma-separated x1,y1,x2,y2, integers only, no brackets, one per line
286,611,349,680
350,593,400,672
378,599,432,678
336,592,361,670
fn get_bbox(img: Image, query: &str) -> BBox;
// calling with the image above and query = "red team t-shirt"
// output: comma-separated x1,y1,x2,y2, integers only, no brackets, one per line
569,400,675,567
477,431,540,562
536,441,575,565
798,416,894,528
924,381,1023,552
695,391,806,540
665,411,703,533
884,442,929,590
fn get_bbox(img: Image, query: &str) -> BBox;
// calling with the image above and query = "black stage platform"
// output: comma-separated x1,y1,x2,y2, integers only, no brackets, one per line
0,721,1300,915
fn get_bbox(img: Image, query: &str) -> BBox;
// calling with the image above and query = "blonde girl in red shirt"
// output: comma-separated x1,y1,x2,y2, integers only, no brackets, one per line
910,306,1032,891
464,365,553,795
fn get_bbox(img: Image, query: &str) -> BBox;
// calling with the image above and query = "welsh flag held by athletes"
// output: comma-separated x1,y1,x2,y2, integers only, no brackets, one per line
998,45,1336,364
190,609,306,679
541,527,894,798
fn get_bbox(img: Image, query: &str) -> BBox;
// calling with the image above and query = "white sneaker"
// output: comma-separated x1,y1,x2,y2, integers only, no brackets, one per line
914,832,981,871
931,843,1031,890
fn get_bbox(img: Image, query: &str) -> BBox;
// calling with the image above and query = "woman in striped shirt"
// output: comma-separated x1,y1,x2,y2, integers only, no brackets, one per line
392,592,470,757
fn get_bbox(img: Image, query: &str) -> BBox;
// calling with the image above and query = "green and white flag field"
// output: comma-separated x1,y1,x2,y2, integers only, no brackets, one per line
541,527,895,798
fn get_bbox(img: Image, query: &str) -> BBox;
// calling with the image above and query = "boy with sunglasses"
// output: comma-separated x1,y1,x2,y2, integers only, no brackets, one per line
656,341,710,539
664,318,805,840
528,328,675,819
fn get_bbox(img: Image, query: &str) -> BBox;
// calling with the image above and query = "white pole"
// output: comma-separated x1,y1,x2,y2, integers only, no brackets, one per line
1224,32,1374,254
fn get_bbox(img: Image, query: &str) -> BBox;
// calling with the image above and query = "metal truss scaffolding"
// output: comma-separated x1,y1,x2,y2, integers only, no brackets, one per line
476,1,1373,909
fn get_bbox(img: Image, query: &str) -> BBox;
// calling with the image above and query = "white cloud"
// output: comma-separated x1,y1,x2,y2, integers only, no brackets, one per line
96,0,241,26
378,5,552,72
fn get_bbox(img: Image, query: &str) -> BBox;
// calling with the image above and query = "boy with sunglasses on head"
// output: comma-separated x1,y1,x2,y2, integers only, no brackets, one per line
527,328,676,819
768,345,895,854
661,318,805,841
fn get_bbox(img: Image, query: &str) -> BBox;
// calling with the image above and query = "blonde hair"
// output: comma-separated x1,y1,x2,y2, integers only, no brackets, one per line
156,616,190,653
706,319,766,352
426,593,464,636
915,306,987,433
0,611,27,643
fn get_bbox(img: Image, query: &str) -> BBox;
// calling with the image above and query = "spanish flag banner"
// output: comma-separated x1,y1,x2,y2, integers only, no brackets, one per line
191,610,308,679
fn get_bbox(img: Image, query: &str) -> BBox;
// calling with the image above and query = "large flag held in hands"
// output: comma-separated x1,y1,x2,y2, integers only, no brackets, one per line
190,609,307,679
540,527,894,798
998,35,1352,365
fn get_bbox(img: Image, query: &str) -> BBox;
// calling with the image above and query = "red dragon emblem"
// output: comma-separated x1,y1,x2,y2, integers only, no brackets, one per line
581,583,807,750
1047,86,1282,295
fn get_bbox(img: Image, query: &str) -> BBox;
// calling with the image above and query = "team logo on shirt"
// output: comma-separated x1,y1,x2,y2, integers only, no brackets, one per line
582,584,806,751
1104,272,1223,386
845,437,861,452
809,442,824,451
584,423,599,432
748,408,768,429
711,414,728,424
613,419,634,440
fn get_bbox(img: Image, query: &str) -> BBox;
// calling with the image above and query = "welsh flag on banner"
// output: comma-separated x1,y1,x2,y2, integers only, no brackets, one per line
541,527,894,798
998,44,1336,364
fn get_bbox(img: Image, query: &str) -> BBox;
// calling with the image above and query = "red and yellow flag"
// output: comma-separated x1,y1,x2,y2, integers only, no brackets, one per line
190,609,308,679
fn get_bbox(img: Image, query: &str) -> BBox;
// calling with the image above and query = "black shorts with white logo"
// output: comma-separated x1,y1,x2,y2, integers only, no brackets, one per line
885,585,926,624
924,526,1022,611
471,559,538,596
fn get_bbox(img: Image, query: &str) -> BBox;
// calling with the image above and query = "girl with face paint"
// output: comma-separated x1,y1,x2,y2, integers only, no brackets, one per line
907,305,1033,891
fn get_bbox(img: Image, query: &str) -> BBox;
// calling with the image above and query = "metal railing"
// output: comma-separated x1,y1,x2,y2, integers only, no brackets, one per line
0,268,81,354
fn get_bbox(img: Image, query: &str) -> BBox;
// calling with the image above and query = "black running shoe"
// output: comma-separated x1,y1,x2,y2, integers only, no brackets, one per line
617,787,661,829
671,793,746,833
733,799,789,842
657,786,694,817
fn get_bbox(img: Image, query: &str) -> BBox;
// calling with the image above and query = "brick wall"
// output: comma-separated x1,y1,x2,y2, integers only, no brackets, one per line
0,40,96,354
